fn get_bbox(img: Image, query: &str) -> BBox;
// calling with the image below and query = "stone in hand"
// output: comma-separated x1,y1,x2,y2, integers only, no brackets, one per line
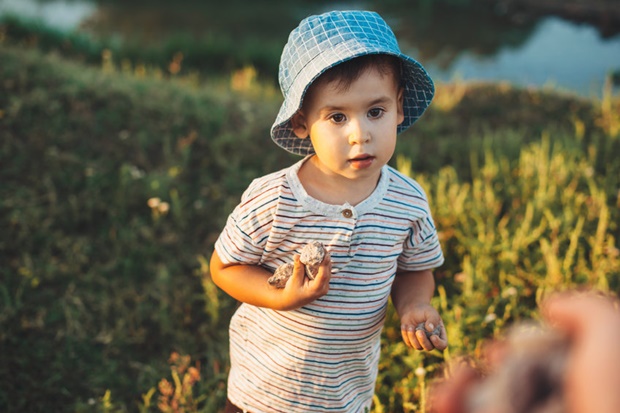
415,322,442,338
267,242,327,288
267,262,294,289
299,241,326,280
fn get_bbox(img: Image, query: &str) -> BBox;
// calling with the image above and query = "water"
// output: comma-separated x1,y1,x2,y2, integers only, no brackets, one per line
1,0,619,97
422,16,620,96
0,0,95,31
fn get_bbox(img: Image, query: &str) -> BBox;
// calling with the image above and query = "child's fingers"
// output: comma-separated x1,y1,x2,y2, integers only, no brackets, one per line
288,255,306,287
401,325,423,350
430,326,448,351
320,250,331,265
401,325,434,350
314,252,331,277
311,252,332,292
402,322,447,351
415,328,436,351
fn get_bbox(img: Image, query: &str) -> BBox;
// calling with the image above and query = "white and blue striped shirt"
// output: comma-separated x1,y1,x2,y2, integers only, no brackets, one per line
215,156,444,412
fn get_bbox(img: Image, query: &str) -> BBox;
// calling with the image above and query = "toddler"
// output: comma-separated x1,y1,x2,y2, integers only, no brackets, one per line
211,10,447,413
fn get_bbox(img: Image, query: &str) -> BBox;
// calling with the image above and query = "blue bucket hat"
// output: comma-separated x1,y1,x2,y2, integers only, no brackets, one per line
271,10,435,156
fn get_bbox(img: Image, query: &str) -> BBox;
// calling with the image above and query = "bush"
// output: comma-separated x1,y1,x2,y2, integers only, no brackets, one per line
0,45,290,412
375,132,619,412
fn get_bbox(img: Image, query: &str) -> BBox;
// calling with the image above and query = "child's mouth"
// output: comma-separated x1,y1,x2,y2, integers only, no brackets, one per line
349,155,375,169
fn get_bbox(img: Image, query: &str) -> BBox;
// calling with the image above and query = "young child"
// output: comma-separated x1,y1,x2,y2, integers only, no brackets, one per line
211,10,447,413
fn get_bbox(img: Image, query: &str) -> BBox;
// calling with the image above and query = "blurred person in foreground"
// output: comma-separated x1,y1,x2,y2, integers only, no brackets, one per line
429,291,620,413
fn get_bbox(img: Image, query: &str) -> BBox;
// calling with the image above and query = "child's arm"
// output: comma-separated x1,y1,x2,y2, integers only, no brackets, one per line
210,250,332,311
391,269,448,351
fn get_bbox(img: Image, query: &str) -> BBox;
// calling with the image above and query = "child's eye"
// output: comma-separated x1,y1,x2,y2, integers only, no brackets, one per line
368,108,385,118
329,113,346,123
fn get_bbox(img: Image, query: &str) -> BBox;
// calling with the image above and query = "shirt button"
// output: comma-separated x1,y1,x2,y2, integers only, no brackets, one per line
342,209,353,218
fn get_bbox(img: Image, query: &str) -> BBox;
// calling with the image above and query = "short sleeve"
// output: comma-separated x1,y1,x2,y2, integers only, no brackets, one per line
214,208,265,266
214,178,278,266
397,213,444,272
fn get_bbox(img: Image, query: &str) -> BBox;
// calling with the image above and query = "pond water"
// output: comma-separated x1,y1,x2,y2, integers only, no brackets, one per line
420,16,620,97
1,0,619,97
0,0,96,31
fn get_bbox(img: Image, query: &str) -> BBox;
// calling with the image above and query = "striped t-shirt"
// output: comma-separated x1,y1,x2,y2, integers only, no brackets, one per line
214,156,444,413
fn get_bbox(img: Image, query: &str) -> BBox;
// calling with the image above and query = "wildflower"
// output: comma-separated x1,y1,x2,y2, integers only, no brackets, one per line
484,313,497,323
502,286,518,298
158,202,170,214
231,66,257,92
129,165,145,179
148,197,170,217
454,272,466,283
158,379,174,397
169,52,183,75
187,367,200,383
148,197,161,209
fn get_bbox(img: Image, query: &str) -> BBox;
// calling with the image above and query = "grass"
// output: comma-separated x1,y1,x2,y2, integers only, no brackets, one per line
0,44,289,412
376,128,620,412
1,40,618,412
0,13,284,84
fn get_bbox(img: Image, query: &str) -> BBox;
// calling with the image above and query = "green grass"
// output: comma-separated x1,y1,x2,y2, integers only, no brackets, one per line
1,44,618,412
0,13,284,83
0,45,290,412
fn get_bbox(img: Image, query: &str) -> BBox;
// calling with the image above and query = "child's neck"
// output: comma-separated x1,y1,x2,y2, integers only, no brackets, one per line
297,157,381,206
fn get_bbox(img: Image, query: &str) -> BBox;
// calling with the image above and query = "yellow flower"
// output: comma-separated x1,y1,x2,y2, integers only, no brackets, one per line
158,202,170,214
158,379,174,397
147,197,161,209
187,367,200,383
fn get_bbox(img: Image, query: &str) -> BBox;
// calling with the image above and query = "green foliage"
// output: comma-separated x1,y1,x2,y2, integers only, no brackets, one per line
0,14,283,83
0,43,618,413
0,45,290,412
375,130,620,412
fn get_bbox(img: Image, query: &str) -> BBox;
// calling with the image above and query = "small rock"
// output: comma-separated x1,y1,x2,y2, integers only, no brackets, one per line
267,242,327,288
267,262,294,288
415,322,442,338
299,241,326,280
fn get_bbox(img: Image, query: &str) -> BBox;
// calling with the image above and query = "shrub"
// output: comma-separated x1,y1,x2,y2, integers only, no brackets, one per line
374,132,619,412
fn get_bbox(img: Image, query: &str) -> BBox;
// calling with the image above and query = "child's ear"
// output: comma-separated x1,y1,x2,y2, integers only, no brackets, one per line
291,111,309,139
396,87,405,126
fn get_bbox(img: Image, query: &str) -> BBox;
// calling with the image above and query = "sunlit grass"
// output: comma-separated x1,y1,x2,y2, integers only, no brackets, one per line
374,132,619,412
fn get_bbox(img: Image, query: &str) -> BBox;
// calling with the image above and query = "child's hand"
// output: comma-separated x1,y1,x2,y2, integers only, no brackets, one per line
278,252,331,310
400,304,447,351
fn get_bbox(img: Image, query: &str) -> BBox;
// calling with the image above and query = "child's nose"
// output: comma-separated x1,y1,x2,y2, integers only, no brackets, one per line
347,119,371,145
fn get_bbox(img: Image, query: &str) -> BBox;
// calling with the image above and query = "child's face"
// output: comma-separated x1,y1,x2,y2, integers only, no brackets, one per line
292,66,404,183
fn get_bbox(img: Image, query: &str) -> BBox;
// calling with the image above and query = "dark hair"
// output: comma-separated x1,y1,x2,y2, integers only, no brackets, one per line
310,54,404,94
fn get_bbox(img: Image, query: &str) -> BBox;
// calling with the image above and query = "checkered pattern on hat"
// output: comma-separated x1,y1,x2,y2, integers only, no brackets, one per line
270,10,434,156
